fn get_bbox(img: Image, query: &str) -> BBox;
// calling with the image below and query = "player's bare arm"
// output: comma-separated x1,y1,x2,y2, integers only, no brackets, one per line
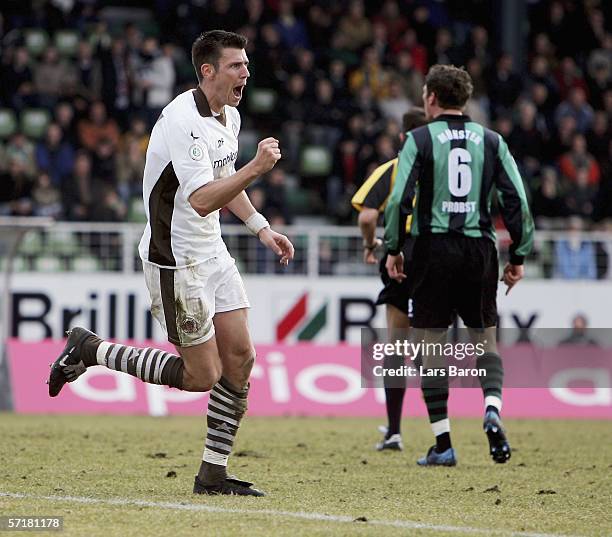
226,191,295,265
189,137,281,216
358,208,382,264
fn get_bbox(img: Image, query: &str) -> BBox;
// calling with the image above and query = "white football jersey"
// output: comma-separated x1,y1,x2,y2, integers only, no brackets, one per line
139,87,241,268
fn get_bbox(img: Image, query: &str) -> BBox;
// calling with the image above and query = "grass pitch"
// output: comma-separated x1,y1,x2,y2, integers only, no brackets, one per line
0,414,610,537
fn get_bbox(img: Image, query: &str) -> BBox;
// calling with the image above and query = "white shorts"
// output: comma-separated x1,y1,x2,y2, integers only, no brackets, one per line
143,252,250,347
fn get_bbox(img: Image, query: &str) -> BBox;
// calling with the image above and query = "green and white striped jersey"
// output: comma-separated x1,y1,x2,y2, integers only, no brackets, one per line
384,114,534,265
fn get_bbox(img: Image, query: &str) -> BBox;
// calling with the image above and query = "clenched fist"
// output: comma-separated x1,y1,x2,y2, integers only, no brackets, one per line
251,137,281,175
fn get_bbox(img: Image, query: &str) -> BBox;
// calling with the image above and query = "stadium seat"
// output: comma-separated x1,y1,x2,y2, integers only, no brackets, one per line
128,198,147,223
71,256,101,272
0,255,28,272
34,255,63,272
0,109,17,139
299,146,332,176
20,109,51,139
54,29,80,56
48,231,79,256
286,187,311,214
18,230,44,256
248,88,277,114
24,29,49,56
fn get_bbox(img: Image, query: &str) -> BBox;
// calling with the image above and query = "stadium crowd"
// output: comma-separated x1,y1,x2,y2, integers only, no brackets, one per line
0,2,609,237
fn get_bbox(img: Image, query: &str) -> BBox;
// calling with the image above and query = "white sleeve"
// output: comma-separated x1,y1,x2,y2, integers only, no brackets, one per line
163,113,214,199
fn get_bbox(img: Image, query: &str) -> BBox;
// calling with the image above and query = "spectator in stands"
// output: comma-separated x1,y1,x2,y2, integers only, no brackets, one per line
565,167,597,219
308,78,345,148
393,28,428,75
78,101,120,152
31,170,62,218
464,25,492,70
586,54,611,111
488,53,523,119
75,40,102,101
91,138,118,186
554,217,597,279
393,51,424,106
554,56,588,101
33,47,78,108
555,87,594,133
378,79,411,126
293,48,319,98
528,56,560,106
431,28,462,67
373,0,408,48
305,4,335,57
262,167,291,224
509,100,548,180
89,185,127,222
334,0,372,53
63,150,93,220
35,123,75,187
123,116,149,156
275,0,309,50
532,167,569,223
99,38,131,124
134,37,176,127
116,138,145,203
559,133,601,187
0,160,33,216
549,115,577,159
559,314,598,345
280,73,310,170
587,111,610,163
54,101,78,146
2,47,35,111
4,132,37,179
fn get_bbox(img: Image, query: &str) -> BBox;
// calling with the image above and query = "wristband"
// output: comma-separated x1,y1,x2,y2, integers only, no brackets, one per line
363,238,381,251
245,212,270,236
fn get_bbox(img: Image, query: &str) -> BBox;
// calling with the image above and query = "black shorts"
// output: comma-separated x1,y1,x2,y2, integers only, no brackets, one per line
407,234,498,329
376,239,414,315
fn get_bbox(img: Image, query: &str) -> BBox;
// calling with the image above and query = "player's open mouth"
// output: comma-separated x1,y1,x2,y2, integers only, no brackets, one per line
233,85,244,99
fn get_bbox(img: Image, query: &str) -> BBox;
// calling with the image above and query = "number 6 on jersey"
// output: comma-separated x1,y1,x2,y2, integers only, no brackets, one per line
448,147,472,197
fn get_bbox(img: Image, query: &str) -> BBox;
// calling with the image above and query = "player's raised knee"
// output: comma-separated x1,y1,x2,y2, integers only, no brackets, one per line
182,365,222,392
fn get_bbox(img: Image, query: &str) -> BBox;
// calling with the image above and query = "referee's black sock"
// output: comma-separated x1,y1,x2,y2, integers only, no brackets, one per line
384,387,406,437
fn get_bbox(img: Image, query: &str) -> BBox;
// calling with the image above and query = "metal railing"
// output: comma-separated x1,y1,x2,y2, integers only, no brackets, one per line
6,222,612,280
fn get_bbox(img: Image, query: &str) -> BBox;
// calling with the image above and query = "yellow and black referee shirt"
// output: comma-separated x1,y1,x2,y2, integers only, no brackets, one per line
351,158,412,232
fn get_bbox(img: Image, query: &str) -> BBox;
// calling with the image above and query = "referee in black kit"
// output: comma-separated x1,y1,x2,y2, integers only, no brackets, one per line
352,108,427,452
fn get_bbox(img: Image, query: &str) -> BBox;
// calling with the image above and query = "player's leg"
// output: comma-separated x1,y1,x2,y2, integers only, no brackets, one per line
411,236,457,466
195,308,255,490
48,263,220,396
193,256,263,496
460,238,510,463
377,303,410,451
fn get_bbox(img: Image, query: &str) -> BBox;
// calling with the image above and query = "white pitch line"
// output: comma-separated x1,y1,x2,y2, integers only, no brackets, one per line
0,491,579,537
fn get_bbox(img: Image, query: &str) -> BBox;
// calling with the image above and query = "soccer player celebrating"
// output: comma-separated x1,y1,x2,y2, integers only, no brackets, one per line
47,30,294,496
384,65,534,466
351,108,427,451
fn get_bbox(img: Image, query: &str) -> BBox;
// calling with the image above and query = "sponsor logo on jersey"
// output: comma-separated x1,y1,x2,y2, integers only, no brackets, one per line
213,150,238,169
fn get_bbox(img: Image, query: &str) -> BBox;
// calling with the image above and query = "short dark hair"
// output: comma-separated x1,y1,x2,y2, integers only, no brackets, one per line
425,65,473,109
402,107,427,132
191,30,247,82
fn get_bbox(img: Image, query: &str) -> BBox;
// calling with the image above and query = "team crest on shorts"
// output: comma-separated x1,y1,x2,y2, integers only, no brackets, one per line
180,316,200,334
189,143,204,161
